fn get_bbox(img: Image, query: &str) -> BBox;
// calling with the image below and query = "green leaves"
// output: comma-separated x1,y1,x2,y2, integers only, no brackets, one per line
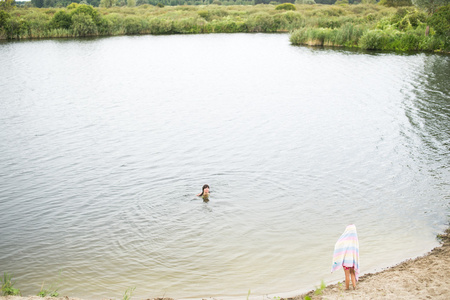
1,272,21,296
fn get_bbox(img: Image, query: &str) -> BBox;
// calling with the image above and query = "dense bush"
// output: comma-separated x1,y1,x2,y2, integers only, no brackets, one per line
275,3,296,11
0,10,11,29
70,4,102,26
124,15,142,34
72,13,98,36
379,0,413,7
427,4,450,36
49,10,72,29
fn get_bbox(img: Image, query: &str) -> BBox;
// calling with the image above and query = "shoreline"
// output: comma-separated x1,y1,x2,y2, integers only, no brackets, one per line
290,227,450,300
1,228,449,300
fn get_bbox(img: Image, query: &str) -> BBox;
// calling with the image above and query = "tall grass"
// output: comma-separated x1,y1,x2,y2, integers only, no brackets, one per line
1,273,21,296
290,23,367,47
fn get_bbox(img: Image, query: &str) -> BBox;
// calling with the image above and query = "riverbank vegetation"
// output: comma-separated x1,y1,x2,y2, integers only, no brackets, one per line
0,2,449,52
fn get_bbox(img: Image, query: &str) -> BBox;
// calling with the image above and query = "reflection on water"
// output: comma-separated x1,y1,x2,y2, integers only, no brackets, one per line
402,54,450,187
0,34,449,299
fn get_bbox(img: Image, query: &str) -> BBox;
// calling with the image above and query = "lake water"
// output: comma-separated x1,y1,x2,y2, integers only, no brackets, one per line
0,33,449,299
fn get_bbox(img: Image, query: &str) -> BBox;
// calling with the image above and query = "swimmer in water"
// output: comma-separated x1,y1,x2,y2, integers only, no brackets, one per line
197,184,210,200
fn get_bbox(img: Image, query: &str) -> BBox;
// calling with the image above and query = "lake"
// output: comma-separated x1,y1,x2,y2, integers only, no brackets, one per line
0,33,449,299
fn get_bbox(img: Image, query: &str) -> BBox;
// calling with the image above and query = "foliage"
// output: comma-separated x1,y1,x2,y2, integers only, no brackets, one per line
335,0,349,5
37,271,62,298
70,4,101,25
71,12,97,35
1,3,448,52
427,4,450,35
314,280,327,295
0,9,11,29
49,10,72,29
38,284,59,297
379,0,413,7
295,0,316,4
0,0,15,11
275,3,296,10
100,0,116,7
412,0,448,14
123,286,135,300
1,273,21,296
67,2,79,9
124,15,142,34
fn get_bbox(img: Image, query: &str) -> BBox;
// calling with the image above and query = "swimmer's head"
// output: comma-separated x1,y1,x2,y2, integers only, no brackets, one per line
200,184,210,197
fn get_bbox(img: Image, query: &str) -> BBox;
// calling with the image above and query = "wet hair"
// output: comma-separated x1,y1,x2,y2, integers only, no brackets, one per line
199,184,209,197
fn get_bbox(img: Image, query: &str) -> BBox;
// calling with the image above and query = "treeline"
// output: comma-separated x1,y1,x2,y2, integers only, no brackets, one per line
0,3,448,52
14,0,387,8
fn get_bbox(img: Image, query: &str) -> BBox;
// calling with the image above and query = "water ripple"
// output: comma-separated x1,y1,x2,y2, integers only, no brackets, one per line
0,35,448,299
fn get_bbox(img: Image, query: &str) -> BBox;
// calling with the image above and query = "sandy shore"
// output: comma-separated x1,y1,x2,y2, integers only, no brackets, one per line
2,228,449,300
291,227,450,300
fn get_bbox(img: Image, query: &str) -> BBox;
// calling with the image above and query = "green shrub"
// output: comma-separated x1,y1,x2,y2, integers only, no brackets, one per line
49,10,72,29
379,0,412,7
70,4,101,26
274,11,303,30
335,0,349,5
101,13,125,35
334,23,366,46
148,17,173,34
290,27,308,44
0,10,11,29
4,17,29,39
67,3,79,9
359,29,388,49
124,16,142,34
317,17,342,29
275,3,296,11
71,13,97,36
198,10,211,20
248,12,276,32
397,31,420,50
427,4,450,36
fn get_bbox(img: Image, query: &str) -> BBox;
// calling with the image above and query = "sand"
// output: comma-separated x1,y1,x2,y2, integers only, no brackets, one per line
2,228,449,300
290,227,450,300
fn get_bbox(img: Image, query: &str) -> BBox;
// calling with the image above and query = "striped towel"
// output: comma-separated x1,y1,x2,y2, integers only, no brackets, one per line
331,224,360,280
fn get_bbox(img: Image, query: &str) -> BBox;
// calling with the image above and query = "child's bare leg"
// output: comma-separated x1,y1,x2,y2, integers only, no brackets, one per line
344,268,350,290
350,268,356,289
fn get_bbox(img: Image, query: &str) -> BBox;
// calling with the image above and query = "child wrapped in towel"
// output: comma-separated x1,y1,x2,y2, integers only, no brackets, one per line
331,224,360,290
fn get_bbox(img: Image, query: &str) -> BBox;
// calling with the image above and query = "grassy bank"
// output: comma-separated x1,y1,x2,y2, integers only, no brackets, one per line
0,3,449,52
290,5,450,52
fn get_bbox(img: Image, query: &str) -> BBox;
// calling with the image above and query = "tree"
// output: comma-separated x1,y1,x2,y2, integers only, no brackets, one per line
379,0,413,6
49,10,72,29
100,0,115,7
31,0,44,7
427,4,450,34
0,0,15,10
296,0,316,4
70,4,101,26
72,13,97,36
412,0,448,14
0,9,11,29
126,0,135,6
